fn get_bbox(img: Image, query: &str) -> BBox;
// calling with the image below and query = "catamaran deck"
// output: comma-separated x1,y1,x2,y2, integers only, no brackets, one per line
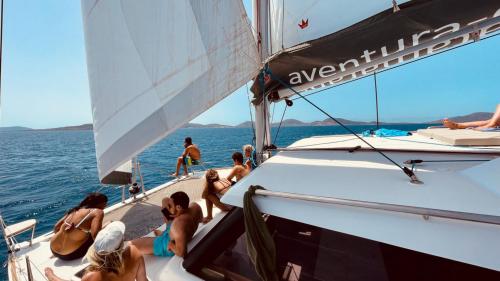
105,176,205,240
8,169,231,281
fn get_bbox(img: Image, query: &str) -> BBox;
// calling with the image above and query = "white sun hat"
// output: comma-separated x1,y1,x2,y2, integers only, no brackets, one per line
93,221,126,254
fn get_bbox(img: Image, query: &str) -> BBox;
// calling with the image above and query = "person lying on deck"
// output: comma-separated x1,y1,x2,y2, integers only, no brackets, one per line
45,221,148,281
202,169,232,223
443,104,500,130
172,137,201,177
50,192,107,261
243,144,257,171
130,191,203,258
226,152,249,183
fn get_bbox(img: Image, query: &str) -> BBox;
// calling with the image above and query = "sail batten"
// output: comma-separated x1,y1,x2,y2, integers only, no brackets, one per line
82,0,260,181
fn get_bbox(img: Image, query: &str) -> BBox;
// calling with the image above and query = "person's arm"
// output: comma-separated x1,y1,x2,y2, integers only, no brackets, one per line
225,167,237,182
181,146,190,158
53,215,67,232
167,221,188,257
89,210,104,239
135,255,148,281
206,194,231,212
245,159,252,171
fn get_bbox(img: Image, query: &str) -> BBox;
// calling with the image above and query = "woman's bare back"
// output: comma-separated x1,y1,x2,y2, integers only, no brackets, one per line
50,208,103,255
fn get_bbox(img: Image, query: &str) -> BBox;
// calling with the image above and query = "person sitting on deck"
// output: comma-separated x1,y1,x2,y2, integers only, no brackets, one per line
443,104,500,130
45,221,148,281
50,192,107,261
172,137,201,177
226,152,249,183
202,169,232,223
243,144,257,171
130,191,203,258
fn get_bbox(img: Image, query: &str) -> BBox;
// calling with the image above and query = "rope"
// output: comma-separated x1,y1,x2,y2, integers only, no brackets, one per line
291,32,500,101
373,72,380,130
243,185,278,281
246,82,257,146
273,104,287,144
267,69,421,183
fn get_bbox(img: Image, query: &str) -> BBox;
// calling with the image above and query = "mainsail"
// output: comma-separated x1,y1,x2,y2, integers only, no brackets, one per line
81,0,260,181
255,0,500,100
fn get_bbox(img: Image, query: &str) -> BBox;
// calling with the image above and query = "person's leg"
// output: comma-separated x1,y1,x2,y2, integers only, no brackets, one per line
479,104,500,128
203,199,214,224
173,157,183,177
129,237,155,255
443,118,490,129
444,104,500,129
44,268,67,281
181,156,188,176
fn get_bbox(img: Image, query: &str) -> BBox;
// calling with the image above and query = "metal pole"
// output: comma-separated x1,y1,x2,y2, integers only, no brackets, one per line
253,0,272,164
373,72,380,130
253,189,500,225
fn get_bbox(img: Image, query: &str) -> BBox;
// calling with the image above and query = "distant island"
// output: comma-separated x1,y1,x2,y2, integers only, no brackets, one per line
0,112,493,132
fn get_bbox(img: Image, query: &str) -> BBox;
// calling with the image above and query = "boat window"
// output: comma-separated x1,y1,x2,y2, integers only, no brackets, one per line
190,212,500,281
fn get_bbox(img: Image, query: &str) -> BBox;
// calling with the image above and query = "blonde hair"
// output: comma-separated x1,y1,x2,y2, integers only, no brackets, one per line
243,144,254,154
86,243,125,275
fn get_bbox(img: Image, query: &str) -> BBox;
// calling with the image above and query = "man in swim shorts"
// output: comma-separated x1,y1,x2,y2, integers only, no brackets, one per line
129,191,202,258
172,137,202,177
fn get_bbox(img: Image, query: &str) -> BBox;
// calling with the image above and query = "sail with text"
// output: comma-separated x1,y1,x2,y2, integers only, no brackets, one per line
254,0,500,101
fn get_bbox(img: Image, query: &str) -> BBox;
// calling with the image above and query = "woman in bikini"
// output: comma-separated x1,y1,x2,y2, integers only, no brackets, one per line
50,192,108,260
202,169,232,223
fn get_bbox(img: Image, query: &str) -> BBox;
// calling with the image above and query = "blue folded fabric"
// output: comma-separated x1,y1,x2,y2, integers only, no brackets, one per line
362,128,411,137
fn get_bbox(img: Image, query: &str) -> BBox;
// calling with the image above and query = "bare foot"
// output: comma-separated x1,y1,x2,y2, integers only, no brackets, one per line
443,118,460,129
44,268,58,281
202,216,213,224
171,173,178,178
153,229,162,236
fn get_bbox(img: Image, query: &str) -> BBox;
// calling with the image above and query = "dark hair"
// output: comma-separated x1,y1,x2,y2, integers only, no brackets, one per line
171,191,189,210
184,137,192,145
232,152,244,164
67,192,108,214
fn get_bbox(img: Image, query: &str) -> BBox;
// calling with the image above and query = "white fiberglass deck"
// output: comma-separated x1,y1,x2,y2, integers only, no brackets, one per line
223,133,500,271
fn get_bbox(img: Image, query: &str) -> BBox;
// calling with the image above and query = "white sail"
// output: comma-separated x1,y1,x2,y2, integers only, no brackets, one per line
268,0,410,54
81,0,260,181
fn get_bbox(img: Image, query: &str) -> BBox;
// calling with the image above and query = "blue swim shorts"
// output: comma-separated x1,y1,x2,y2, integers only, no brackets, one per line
153,225,175,257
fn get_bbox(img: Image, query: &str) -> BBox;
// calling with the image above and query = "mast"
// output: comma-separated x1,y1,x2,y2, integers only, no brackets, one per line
0,0,3,109
253,0,272,164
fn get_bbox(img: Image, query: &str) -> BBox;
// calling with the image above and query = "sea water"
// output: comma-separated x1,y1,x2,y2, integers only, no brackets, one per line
0,124,431,278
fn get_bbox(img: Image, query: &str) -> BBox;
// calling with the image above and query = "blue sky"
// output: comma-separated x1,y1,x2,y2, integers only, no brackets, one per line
0,1,498,129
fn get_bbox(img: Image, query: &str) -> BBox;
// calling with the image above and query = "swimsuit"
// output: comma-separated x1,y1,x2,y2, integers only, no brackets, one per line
51,209,95,260
153,224,175,257
183,156,200,166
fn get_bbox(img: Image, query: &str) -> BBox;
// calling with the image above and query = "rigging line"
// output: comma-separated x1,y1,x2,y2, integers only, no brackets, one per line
267,70,421,183
0,0,3,108
373,71,380,130
259,70,269,152
405,159,489,164
281,0,285,50
245,82,257,146
273,104,287,144
270,101,276,125
291,32,500,101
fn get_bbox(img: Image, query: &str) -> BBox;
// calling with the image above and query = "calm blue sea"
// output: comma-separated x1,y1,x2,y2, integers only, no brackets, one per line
0,124,431,278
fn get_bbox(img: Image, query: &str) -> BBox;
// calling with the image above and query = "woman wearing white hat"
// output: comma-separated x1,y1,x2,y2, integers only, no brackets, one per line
45,221,148,281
